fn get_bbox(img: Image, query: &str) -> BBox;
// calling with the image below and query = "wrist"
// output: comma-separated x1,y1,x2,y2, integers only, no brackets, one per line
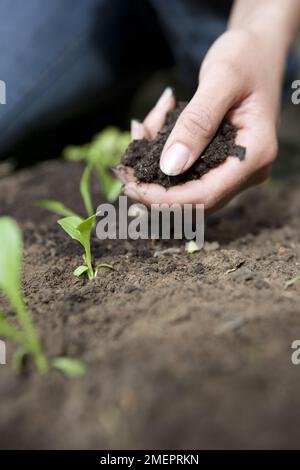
229,0,300,71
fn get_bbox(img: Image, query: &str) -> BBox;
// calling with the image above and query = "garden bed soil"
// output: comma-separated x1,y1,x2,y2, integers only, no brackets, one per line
121,102,245,187
0,158,300,449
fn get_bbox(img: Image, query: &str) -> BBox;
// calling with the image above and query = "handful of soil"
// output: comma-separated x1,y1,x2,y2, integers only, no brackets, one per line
121,102,246,188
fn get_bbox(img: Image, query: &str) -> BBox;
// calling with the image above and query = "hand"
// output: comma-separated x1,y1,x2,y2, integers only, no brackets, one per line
121,30,280,212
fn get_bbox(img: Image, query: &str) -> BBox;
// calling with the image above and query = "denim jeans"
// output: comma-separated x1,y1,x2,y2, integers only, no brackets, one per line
0,0,295,156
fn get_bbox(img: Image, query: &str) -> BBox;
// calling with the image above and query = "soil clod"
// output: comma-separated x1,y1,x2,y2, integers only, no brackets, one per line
122,102,246,188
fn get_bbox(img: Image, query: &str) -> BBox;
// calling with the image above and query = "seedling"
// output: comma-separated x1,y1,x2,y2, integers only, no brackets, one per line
285,274,300,288
35,159,94,219
34,200,112,279
185,240,201,254
0,216,85,376
64,126,130,202
37,126,122,217
35,128,126,278
35,166,112,280
57,214,112,280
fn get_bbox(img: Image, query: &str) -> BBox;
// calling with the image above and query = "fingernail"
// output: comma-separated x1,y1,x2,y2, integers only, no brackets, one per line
160,143,190,176
155,87,174,109
131,119,143,140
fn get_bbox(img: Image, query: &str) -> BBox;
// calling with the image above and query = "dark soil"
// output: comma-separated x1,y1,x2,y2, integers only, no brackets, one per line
122,102,246,187
0,157,300,449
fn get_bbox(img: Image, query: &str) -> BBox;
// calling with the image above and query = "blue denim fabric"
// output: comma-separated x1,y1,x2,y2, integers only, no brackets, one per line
0,0,297,156
0,0,120,154
0,0,233,154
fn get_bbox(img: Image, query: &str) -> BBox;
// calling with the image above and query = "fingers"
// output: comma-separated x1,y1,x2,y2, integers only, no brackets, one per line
130,87,176,142
131,120,148,140
124,122,276,212
112,166,136,184
143,87,176,139
124,158,247,209
160,68,242,176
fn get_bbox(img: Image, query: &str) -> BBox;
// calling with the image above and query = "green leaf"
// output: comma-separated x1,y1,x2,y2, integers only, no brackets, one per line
95,263,113,270
63,144,90,161
62,127,130,204
0,217,23,309
58,215,96,280
77,215,96,267
12,346,28,372
57,216,84,244
185,240,201,254
0,313,24,342
77,215,96,247
106,179,123,202
89,128,130,166
0,217,49,375
96,165,122,202
285,274,300,288
95,263,113,277
73,265,89,277
63,128,130,167
80,164,94,217
52,357,86,377
35,199,78,218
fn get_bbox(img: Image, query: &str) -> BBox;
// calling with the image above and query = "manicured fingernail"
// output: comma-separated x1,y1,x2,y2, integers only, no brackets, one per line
155,87,174,109
160,143,190,176
131,119,143,140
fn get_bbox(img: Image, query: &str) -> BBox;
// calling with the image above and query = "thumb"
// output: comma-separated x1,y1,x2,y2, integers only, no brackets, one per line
160,73,241,176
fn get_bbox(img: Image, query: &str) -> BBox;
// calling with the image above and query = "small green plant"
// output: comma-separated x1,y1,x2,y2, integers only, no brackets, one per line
36,127,130,218
185,240,201,254
35,158,94,219
64,126,130,202
285,274,300,288
57,214,112,280
0,216,85,376
34,201,112,280
35,127,126,279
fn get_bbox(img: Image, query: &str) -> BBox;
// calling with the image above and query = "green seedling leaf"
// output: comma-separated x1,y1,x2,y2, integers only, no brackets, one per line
77,214,96,242
88,127,130,166
57,215,84,243
285,274,300,288
95,263,113,277
58,215,96,279
77,215,96,279
0,216,49,375
0,217,23,309
63,127,130,203
96,263,113,270
96,165,122,202
77,215,96,246
0,314,24,342
73,265,89,277
80,163,94,217
35,199,78,218
63,143,90,161
185,240,201,254
12,346,28,372
0,216,84,377
52,357,86,378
